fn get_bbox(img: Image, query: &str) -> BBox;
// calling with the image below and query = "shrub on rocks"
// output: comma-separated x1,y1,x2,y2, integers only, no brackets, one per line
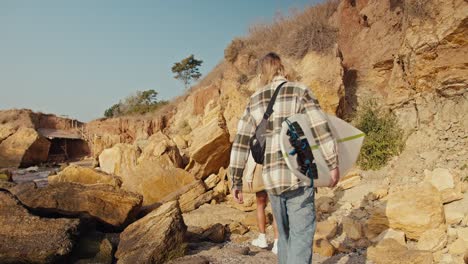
354,100,404,170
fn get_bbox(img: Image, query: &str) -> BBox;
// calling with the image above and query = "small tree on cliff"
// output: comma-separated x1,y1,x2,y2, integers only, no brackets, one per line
103,89,167,118
171,54,203,89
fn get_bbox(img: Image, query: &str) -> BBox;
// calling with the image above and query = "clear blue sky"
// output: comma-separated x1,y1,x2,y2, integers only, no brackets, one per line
0,0,321,122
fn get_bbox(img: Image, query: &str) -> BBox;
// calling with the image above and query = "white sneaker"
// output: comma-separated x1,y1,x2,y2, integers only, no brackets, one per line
271,239,278,254
251,234,268,248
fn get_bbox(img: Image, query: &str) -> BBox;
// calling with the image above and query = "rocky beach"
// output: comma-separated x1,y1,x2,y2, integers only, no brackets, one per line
1,0,467,263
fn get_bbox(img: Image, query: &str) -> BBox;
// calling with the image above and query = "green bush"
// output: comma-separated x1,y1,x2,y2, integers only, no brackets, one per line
104,89,168,118
354,100,404,170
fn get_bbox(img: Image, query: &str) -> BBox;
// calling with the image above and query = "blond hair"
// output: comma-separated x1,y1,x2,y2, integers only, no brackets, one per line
258,52,286,86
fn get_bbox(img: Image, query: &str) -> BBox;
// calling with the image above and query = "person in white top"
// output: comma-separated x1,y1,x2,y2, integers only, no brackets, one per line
244,153,279,254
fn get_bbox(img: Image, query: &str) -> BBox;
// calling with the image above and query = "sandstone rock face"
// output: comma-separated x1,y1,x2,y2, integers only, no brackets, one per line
138,132,184,169
367,183,445,240
424,168,463,203
313,238,335,257
172,135,188,149
178,180,212,213
445,206,464,225
367,239,433,264
0,124,16,143
0,180,16,190
448,238,467,255
315,196,335,213
315,220,338,240
416,228,448,252
0,190,80,263
186,117,231,179
371,229,406,246
11,182,142,228
228,222,249,235
183,204,249,228
331,0,468,137
0,127,50,168
457,227,468,244
121,160,196,206
342,216,362,240
49,165,122,187
99,143,139,177
86,114,170,158
297,49,344,114
204,173,220,190
200,223,227,243
116,201,187,264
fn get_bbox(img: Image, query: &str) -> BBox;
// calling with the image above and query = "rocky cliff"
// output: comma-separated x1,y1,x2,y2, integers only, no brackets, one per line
0,109,87,168
1,0,467,263
85,0,466,154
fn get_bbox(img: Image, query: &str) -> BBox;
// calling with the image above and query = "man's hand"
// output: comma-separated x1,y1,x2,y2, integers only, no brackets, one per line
232,188,244,204
329,168,340,188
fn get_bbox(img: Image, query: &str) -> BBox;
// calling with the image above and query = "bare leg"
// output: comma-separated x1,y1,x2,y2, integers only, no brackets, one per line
256,191,268,233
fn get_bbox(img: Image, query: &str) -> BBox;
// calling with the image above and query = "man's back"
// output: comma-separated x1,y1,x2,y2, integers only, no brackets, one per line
231,75,338,195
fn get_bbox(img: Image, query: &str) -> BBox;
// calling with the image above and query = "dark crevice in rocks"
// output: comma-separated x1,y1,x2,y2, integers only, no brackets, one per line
336,67,358,121
414,101,421,130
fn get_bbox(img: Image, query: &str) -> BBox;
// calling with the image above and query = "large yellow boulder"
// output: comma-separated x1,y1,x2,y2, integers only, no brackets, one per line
367,239,433,264
367,183,445,240
49,165,122,188
11,182,142,228
115,201,186,264
0,127,50,168
137,132,184,169
121,160,196,206
186,117,231,179
99,143,138,177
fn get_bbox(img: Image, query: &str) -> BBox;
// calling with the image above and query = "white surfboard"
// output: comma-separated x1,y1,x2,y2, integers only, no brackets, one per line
280,114,365,187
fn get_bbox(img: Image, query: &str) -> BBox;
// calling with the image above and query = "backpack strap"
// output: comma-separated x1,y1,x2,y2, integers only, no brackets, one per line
263,81,287,119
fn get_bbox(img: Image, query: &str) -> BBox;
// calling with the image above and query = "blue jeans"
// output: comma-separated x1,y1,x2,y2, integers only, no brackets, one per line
269,186,316,264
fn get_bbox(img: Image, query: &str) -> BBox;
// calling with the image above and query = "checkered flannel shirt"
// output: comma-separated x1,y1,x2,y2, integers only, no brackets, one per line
229,76,338,195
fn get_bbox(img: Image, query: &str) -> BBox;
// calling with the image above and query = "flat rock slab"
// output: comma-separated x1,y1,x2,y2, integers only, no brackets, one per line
10,182,142,228
116,201,187,264
49,165,122,188
183,204,250,228
0,190,80,263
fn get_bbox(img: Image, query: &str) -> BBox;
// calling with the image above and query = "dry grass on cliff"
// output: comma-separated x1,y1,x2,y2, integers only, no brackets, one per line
225,0,339,62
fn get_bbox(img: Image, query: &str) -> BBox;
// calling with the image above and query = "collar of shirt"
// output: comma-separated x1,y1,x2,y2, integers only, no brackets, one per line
272,75,287,84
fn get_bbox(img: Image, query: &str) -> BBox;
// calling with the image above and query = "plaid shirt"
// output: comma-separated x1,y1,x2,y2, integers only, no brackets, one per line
229,76,338,195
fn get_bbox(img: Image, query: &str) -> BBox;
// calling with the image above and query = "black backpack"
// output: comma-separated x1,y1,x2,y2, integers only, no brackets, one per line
249,81,287,164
